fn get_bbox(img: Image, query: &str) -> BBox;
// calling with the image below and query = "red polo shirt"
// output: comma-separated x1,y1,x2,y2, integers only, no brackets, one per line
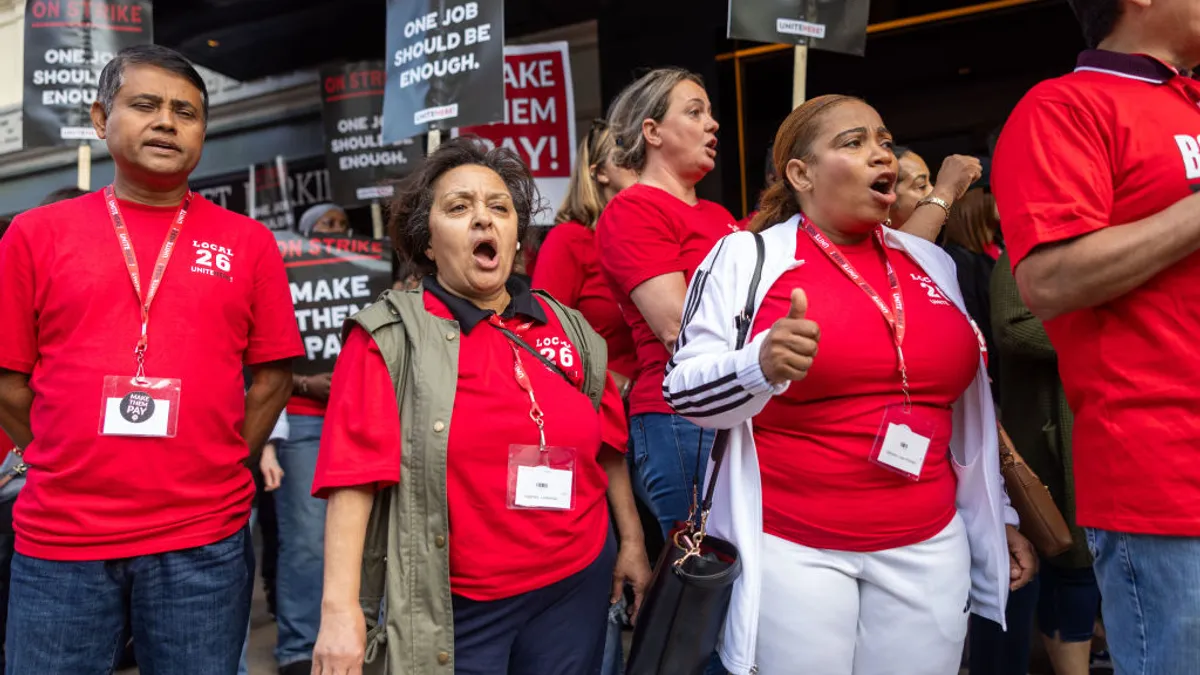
312,277,628,600
993,50,1200,535
0,191,304,560
531,221,639,381
750,229,977,552
595,184,739,416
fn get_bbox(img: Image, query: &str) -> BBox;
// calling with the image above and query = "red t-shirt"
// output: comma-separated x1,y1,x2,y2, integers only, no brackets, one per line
595,184,739,415
993,50,1200,535
750,229,979,552
0,191,303,560
531,221,639,381
312,280,629,601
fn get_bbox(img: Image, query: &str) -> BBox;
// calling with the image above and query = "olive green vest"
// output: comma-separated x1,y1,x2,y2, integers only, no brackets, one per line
344,287,607,675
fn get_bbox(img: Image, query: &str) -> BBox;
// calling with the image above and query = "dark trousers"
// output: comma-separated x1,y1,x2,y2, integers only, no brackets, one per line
6,526,254,675
968,575,1041,675
452,532,616,675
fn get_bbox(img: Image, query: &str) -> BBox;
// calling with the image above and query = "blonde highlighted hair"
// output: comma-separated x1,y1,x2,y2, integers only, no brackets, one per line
944,188,998,254
607,67,705,172
555,120,619,227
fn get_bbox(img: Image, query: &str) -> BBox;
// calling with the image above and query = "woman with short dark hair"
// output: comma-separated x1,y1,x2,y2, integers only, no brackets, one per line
310,137,645,675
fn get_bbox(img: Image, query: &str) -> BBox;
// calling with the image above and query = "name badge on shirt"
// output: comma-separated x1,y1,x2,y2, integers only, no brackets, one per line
99,376,182,438
507,444,577,511
868,405,937,481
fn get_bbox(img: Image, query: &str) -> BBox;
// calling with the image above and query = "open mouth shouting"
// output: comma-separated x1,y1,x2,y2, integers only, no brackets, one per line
868,170,897,207
704,137,718,159
472,236,501,271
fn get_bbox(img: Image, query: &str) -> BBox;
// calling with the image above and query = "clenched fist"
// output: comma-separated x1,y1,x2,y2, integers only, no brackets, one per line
934,154,984,200
759,288,820,385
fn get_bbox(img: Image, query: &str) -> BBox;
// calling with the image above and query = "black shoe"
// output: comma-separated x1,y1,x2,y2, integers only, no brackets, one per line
279,661,313,675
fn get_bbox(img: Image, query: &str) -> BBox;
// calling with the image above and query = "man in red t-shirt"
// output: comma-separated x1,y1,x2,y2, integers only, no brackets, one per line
992,0,1200,670
0,46,302,674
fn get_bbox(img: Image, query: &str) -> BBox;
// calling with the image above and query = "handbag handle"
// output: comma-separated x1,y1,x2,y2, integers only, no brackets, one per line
685,232,765,533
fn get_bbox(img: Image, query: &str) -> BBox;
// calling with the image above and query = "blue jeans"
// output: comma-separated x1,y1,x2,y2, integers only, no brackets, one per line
1087,528,1200,675
5,526,253,675
275,413,327,666
967,573,1041,675
629,413,717,538
452,531,616,674
237,508,259,675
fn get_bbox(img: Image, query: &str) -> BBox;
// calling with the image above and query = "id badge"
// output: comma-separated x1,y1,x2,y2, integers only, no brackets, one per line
99,376,182,438
507,444,576,511
868,405,937,481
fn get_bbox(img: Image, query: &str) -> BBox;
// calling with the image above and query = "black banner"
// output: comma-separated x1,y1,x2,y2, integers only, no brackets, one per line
22,0,154,148
190,156,336,230
727,0,869,57
277,232,393,375
320,61,420,206
249,158,294,231
382,0,505,143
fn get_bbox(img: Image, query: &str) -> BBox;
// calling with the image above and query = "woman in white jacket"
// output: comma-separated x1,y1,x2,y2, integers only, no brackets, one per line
663,95,1037,675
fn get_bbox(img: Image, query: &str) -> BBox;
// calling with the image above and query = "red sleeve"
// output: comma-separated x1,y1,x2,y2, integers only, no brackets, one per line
245,226,306,364
313,326,401,497
0,220,38,374
599,374,628,454
596,191,684,296
992,92,1113,267
531,224,584,306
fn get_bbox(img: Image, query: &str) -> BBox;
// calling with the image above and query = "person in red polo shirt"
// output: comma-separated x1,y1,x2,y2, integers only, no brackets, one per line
992,0,1200,670
0,46,302,674
311,138,649,675
595,68,740,542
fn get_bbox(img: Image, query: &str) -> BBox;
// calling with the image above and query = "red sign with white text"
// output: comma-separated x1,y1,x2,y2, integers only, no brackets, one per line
457,42,575,222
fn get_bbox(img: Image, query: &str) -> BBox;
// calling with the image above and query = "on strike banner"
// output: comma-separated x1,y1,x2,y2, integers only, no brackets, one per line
23,0,153,147
249,157,294,231
728,0,870,56
277,231,393,375
456,42,575,224
320,61,420,206
382,0,505,143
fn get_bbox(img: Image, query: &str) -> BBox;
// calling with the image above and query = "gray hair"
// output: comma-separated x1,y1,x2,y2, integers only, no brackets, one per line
606,67,705,172
97,45,209,124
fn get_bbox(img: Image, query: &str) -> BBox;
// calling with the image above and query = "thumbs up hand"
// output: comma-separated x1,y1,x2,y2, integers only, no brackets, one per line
759,288,821,385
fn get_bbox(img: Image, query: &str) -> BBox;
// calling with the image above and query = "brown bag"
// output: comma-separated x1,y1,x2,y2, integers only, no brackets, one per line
997,423,1073,557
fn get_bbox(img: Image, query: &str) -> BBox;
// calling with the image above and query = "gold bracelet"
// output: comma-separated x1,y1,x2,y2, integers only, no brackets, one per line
916,195,952,222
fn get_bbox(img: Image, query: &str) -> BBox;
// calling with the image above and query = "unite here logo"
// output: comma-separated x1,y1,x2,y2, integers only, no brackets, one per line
190,240,235,282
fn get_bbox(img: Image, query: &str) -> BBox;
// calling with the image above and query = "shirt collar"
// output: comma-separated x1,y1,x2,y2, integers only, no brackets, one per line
423,274,546,334
1075,49,1196,83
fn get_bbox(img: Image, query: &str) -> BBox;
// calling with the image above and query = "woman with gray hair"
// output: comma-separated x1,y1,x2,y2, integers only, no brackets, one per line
595,67,739,545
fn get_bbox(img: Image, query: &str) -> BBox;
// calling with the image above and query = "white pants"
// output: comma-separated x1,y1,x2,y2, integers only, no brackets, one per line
755,513,971,675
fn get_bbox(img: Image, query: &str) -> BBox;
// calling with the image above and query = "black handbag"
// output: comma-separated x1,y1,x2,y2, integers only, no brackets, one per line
626,233,765,675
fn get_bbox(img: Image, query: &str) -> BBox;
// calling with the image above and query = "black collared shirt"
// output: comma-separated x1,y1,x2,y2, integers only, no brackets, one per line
422,274,547,334
1075,49,1196,83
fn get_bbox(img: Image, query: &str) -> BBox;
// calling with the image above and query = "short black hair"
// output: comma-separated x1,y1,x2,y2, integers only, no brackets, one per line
1066,0,1122,49
388,136,542,277
893,145,912,160
97,45,209,122
39,186,89,207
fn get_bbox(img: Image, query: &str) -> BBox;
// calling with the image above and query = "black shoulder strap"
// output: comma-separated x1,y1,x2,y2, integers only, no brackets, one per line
491,324,573,387
699,232,765,515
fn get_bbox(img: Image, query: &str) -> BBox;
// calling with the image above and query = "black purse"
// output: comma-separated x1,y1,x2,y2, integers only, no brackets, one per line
626,233,765,675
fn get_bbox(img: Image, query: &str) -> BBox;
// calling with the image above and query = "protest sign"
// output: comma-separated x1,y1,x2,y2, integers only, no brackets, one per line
320,61,421,206
249,157,295,231
191,156,335,229
728,0,870,56
382,0,505,143
22,0,153,147
456,42,575,224
277,231,393,375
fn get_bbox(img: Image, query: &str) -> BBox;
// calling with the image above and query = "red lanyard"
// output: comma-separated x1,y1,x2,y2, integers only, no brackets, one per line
799,215,912,404
487,315,547,447
103,185,192,376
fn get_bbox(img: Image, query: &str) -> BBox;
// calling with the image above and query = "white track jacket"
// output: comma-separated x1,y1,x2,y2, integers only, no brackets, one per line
663,214,1018,675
